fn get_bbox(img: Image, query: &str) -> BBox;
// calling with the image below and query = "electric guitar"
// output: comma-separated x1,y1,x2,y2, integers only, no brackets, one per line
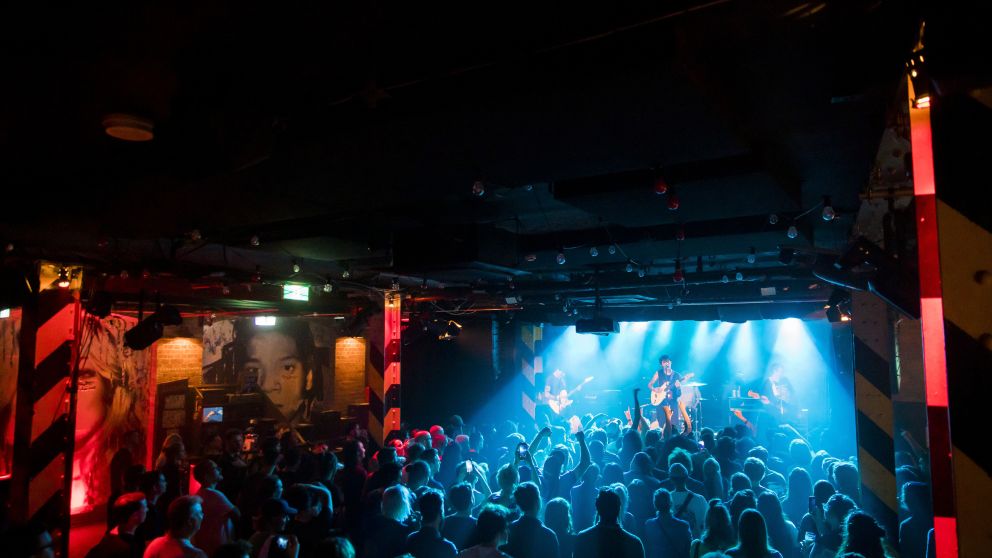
650,373,695,406
546,376,594,414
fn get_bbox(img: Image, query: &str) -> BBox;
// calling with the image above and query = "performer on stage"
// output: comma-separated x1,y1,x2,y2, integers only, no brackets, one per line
648,355,693,436
751,363,795,422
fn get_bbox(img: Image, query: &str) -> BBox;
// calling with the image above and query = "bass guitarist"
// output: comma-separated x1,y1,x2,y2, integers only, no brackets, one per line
648,355,693,436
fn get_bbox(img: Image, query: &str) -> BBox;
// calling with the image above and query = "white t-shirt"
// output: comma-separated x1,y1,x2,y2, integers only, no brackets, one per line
671,489,708,539
143,535,208,558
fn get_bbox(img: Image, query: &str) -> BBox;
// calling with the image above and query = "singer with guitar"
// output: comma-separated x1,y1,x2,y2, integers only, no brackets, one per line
647,355,693,436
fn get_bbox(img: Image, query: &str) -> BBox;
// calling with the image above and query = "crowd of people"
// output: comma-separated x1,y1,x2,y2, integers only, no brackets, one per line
2,388,934,558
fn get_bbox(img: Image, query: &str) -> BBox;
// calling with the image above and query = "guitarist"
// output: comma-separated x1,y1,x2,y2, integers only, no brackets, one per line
648,355,692,436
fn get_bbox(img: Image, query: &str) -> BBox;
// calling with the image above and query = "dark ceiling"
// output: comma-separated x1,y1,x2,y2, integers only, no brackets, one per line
2,0,960,322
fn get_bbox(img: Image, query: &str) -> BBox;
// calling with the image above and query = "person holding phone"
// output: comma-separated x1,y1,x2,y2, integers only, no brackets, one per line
247,499,299,558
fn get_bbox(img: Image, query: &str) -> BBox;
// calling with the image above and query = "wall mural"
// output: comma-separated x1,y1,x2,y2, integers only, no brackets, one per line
0,310,21,479
72,313,152,513
201,318,333,424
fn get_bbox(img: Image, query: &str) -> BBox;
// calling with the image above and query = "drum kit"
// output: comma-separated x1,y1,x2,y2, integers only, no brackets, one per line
678,380,708,432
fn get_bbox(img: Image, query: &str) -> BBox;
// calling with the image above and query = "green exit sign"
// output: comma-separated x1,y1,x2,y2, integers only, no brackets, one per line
283,284,309,301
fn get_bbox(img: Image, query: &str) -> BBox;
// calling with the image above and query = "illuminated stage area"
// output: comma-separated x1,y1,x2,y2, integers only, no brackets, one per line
535,319,844,442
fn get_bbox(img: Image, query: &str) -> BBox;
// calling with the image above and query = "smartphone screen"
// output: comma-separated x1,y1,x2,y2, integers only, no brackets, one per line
517,442,529,458
276,537,288,549
466,460,473,473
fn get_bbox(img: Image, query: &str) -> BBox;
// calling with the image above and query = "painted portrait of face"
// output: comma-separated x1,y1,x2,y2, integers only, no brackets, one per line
235,319,319,423
245,331,309,417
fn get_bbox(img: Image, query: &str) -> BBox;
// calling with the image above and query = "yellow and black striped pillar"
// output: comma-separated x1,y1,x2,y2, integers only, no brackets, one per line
366,293,401,447
851,291,899,539
9,265,80,557
908,78,992,557
518,323,542,422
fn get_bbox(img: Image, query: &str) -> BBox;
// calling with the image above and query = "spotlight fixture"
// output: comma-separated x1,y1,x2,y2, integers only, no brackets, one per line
673,260,684,283
637,267,646,278
572,308,579,316
676,227,685,241
822,196,836,221
589,246,599,257
667,191,680,211
292,261,301,274
189,229,202,242
747,247,756,264
323,278,333,293
102,113,154,142
721,274,730,283
123,305,182,350
556,251,567,265
438,320,462,341
56,267,70,289
4,243,14,253
472,180,486,197
768,214,779,225
653,176,668,195
906,43,931,109
735,271,744,281
250,235,261,247
252,266,262,283
524,254,538,262
824,289,853,323
608,245,617,255
390,279,401,291
625,262,634,273
341,268,351,279
787,224,799,239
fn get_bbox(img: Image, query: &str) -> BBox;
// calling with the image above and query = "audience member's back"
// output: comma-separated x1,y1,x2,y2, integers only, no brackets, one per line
573,489,644,558
443,483,478,551
642,488,691,558
501,483,558,558
570,464,601,532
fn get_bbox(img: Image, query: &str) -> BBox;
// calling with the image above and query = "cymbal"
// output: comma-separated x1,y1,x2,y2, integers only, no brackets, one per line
682,381,707,387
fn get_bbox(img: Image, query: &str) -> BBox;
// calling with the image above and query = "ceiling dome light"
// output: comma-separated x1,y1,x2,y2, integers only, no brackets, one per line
673,260,684,283
56,267,70,289
292,261,301,274
102,113,154,142
822,196,836,221
323,282,333,293
747,247,756,264
721,274,729,283
589,246,599,257
472,180,486,197
608,245,617,255
637,267,646,278
768,214,779,225
735,271,744,281
625,262,634,273
556,251,567,265
250,235,261,247
787,224,799,239
524,253,538,262
667,192,680,210
653,177,668,195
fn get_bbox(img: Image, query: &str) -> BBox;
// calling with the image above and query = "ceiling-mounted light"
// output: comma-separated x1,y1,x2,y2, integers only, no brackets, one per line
824,288,853,323
907,45,931,109
735,271,744,281
391,279,401,291
608,245,617,255
822,196,836,221
472,180,486,197
524,253,538,262
438,320,462,341
747,247,756,264
252,266,262,283
189,229,203,242
323,281,333,293
667,189,680,210
292,261,301,274
637,267,646,278
556,251,567,265
250,235,261,247
341,268,351,279
56,267,71,289
124,306,182,350
102,113,154,142
768,214,779,225
653,176,669,195
787,224,799,239
721,274,730,283
589,246,599,257
625,262,634,273
572,307,579,316
676,227,685,241
673,260,684,283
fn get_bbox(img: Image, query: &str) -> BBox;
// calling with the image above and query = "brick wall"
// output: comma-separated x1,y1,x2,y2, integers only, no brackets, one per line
155,337,204,386
333,337,367,412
